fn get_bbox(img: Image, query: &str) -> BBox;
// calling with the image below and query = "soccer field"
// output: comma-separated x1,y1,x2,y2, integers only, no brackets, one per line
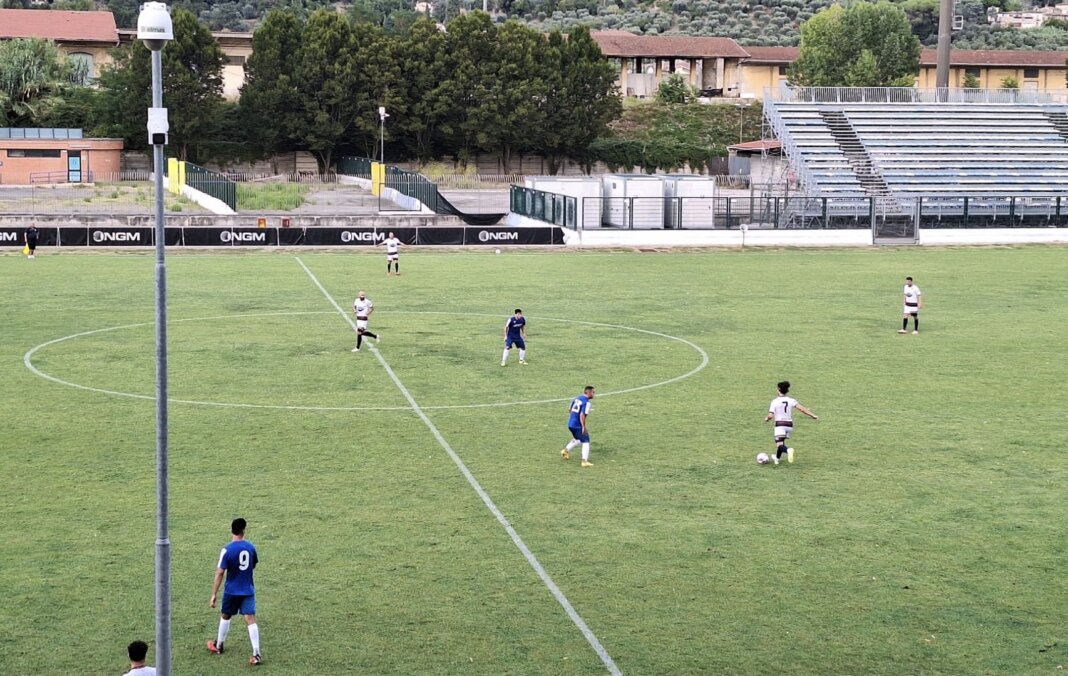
1,246,1066,674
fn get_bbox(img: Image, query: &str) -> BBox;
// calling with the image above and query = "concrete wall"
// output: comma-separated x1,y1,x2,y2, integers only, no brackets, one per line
0,213,463,228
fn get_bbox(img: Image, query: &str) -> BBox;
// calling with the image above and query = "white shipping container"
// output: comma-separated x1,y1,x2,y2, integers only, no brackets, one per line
523,176,602,229
601,175,664,229
663,176,717,229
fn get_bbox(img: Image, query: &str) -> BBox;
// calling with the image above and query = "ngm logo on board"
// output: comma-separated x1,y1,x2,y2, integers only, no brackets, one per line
0,232,19,242
341,231,385,243
478,230,519,242
220,230,266,243
93,231,143,243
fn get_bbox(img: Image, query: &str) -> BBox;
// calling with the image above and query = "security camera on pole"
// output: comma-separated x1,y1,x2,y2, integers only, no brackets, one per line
137,2,173,674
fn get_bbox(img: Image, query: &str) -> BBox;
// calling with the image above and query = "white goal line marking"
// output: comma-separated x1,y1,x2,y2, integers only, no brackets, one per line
295,256,622,676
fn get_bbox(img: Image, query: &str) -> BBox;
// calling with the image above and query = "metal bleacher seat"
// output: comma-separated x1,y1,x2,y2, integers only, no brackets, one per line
768,96,1068,198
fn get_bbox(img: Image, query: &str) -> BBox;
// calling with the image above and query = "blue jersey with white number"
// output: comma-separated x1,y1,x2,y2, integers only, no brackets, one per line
568,394,591,428
218,540,258,596
506,316,525,338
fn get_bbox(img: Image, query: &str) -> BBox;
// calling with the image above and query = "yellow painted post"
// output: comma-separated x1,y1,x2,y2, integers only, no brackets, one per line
167,158,179,194
371,162,382,196
178,161,186,191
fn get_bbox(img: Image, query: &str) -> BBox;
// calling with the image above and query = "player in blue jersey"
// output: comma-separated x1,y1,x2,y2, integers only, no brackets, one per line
501,308,527,366
207,518,262,665
561,386,596,467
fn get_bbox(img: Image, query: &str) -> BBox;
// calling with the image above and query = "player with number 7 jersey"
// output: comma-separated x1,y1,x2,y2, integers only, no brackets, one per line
208,518,263,665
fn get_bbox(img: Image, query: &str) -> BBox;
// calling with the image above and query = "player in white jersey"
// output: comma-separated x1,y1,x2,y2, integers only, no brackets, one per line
763,380,818,465
898,276,922,334
381,232,403,276
351,291,380,352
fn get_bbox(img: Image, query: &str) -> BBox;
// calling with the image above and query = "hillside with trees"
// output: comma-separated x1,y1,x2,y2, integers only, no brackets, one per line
8,0,1068,48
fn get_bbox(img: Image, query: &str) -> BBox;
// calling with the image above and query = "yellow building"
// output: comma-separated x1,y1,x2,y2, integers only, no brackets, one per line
738,46,1068,96
0,9,119,82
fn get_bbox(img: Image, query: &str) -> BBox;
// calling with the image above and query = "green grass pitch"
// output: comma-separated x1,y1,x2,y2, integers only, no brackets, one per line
1,246,1066,674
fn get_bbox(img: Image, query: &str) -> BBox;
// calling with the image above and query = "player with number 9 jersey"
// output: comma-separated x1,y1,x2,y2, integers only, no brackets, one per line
208,518,263,665
219,539,257,598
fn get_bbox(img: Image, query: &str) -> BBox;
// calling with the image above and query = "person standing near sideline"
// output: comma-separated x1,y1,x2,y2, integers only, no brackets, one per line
122,640,157,675
352,290,380,352
764,380,818,465
207,518,262,666
561,386,596,468
24,223,39,259
898,276,922,334
382,231,403,276
501,308,527,366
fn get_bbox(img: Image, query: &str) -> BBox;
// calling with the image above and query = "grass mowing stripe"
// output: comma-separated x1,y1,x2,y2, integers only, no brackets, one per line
295,256,623,676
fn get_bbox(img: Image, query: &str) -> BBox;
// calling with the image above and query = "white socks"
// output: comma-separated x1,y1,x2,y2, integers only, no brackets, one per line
519,349,526,361
565,439,580,451
217,618,231,645
248,623,260,656
581,443,590,461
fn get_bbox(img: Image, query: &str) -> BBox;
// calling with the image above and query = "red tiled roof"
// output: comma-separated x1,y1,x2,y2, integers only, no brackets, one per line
0,9,117,43
919,48,1068,67
728,140,782,152
592,30,750,59
742,46,799,64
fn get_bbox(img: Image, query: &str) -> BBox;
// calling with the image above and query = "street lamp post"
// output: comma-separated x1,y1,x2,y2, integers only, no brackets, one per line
137,3,173,674
378,105,389,164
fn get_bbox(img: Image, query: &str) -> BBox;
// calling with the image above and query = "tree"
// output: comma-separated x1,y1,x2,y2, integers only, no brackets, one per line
789,2,921,87
439,12,500,166
346,22,405,160
396,16,453,161
1000,75,1019,89
656,72,698,104
486,21,549,168
541,25,622,173
96,8,225,160
239,10,304,158
962,72,981,88
293,9,358,171
0,38,82,127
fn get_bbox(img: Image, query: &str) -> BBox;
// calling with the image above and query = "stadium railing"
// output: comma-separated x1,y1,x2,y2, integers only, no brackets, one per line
767,85,1068,104
185,163,237,211
510,186,577,228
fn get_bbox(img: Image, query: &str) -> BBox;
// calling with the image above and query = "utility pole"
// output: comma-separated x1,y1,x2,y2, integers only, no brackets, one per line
935,0,953,90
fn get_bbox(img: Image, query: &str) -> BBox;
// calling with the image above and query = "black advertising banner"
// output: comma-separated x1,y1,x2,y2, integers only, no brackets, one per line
277,228,306,246
416,227,465,246
463,227,556,246
181,227,225,246
59,227,89,247
2,226,563,247
164,227,184,246
226,228,276,246
0,227,59,247
88,227,154,246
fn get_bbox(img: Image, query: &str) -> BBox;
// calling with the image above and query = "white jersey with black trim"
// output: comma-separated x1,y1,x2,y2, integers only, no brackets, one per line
353,298,373,319
903,284,921,306
769,396,798,424
384,237,400,254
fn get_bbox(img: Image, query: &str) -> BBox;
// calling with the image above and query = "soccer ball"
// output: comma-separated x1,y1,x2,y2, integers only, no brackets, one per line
756,452,770,465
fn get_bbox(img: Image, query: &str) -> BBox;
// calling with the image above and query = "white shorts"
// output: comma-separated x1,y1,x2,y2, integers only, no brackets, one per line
903,305,920,315
387,253,399,261
356,319,369,331
773,425,793,440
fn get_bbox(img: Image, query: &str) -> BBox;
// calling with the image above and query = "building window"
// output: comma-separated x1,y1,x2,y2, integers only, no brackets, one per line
778,65,788,76
1023,67,1040,79
965,67,981,78
68,52,95,85
224,54,246,66
7,149,63,158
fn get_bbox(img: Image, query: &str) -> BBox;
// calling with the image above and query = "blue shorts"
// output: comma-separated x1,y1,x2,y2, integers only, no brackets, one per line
505,335,525,349
221,594,256,616
568,426,590,443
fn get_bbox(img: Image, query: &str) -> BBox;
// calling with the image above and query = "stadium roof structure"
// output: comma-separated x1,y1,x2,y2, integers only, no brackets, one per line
0,9,118,44
591,30,750,59
727,140,783,153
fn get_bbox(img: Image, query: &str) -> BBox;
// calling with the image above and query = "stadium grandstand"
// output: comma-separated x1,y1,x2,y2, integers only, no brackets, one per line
763,86,1068,234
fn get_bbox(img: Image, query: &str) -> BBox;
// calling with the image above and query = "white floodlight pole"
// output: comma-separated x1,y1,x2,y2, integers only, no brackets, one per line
379,106,389,165
137,2,173,674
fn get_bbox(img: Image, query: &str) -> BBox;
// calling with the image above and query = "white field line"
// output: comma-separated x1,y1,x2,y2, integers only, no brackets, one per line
295,256,622,676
